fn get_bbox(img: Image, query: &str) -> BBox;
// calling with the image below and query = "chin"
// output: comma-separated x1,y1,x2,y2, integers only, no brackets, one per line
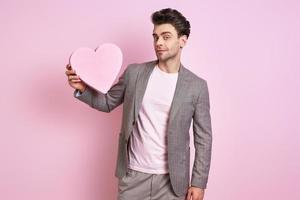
157,57,166,62
159,56,171,62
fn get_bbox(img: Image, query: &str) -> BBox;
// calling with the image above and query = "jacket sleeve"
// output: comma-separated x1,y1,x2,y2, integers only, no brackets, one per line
73,66,129,113
191,80,213,189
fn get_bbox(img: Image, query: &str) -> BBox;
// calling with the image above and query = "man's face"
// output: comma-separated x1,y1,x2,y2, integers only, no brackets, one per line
152,23,187,62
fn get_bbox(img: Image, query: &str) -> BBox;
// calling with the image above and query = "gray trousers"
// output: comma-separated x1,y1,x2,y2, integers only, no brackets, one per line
117,168,186,200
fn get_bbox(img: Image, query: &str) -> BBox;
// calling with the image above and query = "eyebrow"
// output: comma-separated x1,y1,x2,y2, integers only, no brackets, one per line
152,31,173,37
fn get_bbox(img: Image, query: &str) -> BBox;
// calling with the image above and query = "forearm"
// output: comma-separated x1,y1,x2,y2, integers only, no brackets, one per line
191,131,212,188
191,81,213,189
73,65,129,112
74,85,110,112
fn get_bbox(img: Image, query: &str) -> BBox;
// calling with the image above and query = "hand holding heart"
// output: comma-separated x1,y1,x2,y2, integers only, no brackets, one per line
65,43,123,94
65,64,87,93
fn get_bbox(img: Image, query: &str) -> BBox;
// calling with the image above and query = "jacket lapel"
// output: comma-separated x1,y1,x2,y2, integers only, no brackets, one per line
167,63,189,128
134,60,157,120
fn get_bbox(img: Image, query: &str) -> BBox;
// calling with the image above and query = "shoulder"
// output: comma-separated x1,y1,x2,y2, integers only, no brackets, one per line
183,66,208,88
124,60,155,76
126,60,154,71
122,60,154,84
183,67,210,103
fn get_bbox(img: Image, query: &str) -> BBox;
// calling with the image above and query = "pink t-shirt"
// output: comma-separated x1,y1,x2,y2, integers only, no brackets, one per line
128,64,178,174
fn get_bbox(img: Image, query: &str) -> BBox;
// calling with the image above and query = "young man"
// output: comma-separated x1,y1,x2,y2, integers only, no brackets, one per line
65,8,212,200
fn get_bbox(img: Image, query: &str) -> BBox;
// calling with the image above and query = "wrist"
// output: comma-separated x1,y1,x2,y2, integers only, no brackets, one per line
190,186,205,190
79,85,87,93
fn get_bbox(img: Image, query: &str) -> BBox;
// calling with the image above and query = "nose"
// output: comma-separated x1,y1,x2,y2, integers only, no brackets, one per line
155,36,164,47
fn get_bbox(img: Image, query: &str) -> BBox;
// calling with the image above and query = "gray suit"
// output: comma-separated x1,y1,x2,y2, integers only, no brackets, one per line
73,59,212,197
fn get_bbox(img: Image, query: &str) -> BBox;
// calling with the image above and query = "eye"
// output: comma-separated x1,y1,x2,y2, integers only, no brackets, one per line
163,36,170,40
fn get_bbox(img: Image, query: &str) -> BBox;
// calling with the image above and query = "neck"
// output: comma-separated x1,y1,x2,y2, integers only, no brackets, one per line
157,56,181,73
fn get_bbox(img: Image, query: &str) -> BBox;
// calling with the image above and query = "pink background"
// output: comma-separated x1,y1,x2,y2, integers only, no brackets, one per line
1,0,299,199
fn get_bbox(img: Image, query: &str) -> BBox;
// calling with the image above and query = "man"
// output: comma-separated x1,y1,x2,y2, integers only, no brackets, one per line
65,8,212,200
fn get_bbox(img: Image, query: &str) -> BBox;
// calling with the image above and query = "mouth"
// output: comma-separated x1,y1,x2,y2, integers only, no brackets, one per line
156,50,167,53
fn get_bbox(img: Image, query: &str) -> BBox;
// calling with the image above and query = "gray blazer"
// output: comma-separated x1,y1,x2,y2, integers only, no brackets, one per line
73,59,212,196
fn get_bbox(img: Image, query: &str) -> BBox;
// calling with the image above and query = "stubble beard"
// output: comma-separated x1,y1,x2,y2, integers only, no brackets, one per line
157,51,178,63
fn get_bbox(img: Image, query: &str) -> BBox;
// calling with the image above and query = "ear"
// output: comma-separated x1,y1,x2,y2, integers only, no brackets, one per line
179,35,188,48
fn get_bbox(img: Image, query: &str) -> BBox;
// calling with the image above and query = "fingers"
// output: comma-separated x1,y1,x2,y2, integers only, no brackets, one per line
66,63,72,70
65,63,76,75
65,63,84,84
186,191,192,200
70,79,82,83
65,70,76,76
68,75,81,82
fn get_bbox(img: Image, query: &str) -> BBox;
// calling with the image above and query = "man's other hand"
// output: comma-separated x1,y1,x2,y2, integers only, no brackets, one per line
185,186,205,200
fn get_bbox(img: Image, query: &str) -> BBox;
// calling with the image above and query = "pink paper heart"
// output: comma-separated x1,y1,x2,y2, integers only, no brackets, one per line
69,43,123,93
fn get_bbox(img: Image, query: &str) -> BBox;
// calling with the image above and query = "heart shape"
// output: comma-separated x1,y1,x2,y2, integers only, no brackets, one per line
69,43,123,93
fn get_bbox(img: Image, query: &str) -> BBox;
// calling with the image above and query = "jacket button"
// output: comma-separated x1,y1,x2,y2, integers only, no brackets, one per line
132,121,135,125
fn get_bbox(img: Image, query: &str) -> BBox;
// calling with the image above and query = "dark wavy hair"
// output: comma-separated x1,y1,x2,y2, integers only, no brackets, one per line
151,8,191,39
